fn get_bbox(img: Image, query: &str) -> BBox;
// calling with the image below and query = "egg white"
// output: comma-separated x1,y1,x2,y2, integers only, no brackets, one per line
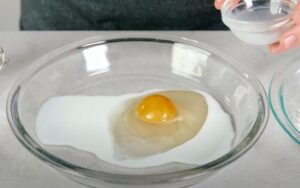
36,90,234,168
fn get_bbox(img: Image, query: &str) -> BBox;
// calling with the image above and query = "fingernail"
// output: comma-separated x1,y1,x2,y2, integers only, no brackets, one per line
284,35,297,48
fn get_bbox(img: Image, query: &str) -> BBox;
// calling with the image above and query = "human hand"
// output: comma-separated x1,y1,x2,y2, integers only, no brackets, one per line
214,0,239,10
269,3,300,54
214,0,226,10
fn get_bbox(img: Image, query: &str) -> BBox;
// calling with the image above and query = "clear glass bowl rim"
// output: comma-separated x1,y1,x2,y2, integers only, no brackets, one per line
269,55,300,144
6,34,269,184
221,0,295,30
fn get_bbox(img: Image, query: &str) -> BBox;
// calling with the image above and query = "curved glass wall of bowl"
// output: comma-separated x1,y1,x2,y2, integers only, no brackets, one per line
269,55,300,144
0,48,8,71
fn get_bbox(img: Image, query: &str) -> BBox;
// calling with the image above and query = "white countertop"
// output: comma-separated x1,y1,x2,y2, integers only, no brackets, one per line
1,31,300,188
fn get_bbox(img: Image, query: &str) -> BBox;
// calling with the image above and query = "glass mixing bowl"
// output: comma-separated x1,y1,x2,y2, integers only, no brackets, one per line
7,35,268,188
221,0,296,45
269,54,300,144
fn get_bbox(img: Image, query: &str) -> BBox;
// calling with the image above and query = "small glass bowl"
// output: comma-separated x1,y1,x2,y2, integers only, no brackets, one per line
221,0,296,45
269,54,300,144
7,35,268,188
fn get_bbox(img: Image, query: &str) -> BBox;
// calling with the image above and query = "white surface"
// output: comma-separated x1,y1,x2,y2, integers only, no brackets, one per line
36,92,233,168
0,0,20,30
1,31,300,188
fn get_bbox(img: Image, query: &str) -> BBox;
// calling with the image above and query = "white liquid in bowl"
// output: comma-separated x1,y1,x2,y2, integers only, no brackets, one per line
36,90,235,168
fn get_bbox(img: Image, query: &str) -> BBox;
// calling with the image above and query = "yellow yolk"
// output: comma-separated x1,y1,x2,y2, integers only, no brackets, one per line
135,94,177,124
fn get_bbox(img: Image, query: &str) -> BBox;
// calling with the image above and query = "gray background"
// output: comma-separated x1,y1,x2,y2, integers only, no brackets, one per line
1,31,300,188
0,0,20,30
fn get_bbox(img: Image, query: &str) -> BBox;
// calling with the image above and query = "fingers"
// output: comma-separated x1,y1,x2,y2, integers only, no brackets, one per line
293,2,300,25
214,0,225,10
270,1,300,54
269,24,300,54
269,42,284,54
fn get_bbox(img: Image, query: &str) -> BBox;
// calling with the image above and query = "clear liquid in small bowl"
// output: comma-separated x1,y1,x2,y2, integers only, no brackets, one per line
223,1,295,44
228,1,292,22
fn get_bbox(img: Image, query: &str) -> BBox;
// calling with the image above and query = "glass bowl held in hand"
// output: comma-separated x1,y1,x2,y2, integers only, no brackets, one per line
221,0,296,45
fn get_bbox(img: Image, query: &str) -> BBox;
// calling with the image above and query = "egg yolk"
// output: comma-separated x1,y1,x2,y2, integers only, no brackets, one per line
135,94,177,124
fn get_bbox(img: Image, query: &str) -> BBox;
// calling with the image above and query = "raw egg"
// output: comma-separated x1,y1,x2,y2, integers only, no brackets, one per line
112,90,208,158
